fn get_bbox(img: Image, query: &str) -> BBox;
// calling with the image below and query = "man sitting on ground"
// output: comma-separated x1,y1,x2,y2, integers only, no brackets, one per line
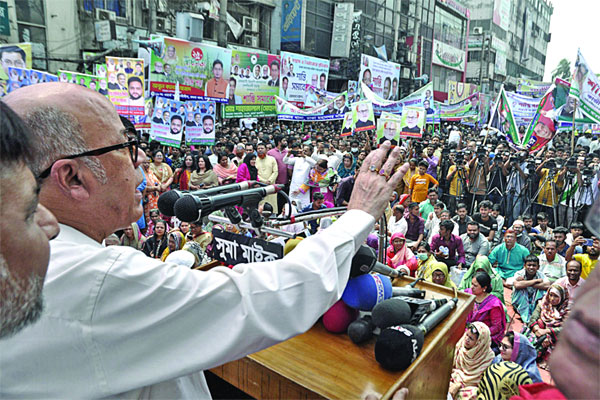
509,255,549,324
489,230,530,285
538,239,566,283
460,221,490,268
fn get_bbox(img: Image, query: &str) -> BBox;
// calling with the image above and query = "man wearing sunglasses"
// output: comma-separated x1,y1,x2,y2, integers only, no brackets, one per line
0,83,410,398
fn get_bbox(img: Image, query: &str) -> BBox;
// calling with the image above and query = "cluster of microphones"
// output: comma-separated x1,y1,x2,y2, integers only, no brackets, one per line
323,245,458,371
157,181,283,226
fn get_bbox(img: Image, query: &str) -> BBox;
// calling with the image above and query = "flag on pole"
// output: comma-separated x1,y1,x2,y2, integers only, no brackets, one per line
570,49,600,123
373,44,388,62
489,86,521,150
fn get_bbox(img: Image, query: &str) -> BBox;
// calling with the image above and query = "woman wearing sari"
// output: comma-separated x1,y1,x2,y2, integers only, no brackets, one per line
142,220,168,259
120,223,146,250
190,155,219,189
449,322,495,400
524,284,569,366
213,152,238,185
141,159,161,218
237,153,259,183
336,153,356,179
493,331,542,383
298,159,339,205
149,150,173,192
385,232,418,276
416,241,438,280
459,256,505,305
465,271,506,349
426,261,457,289
161,231,187,261
167,154,195,191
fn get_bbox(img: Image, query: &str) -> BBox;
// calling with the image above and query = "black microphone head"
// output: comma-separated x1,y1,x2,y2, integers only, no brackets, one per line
371,298,412,329
350,244,377,278
375,324,424,371
157,190,182,216
347,315,374,344
174,195,202,222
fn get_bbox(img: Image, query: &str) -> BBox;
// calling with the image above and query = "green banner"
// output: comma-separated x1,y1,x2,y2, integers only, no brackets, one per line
222,104,277,119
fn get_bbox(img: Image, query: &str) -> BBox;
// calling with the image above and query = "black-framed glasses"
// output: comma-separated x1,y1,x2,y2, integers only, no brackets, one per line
500,342,512,351
38,137,139,180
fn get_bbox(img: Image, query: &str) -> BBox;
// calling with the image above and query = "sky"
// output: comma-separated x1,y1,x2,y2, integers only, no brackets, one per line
543,0,599,81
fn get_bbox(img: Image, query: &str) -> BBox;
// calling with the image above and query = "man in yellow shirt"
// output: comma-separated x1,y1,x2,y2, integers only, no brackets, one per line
409,160,439,203
205,60,228,99
567,236,599,279
446,156,469,212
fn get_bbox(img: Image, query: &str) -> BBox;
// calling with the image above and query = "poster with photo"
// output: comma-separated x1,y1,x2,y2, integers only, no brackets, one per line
106,56,145,117
376,112,403,145
0,43,32,81
57,70,105,94
279,51,330,107
6,67,57,93
340,112,354,137
184,100,217,145
150,96,186,147
347,80,359,103
351,100,376,133
275,92,348,121
149,36,232,101
399,106,425,138
359,54,401,101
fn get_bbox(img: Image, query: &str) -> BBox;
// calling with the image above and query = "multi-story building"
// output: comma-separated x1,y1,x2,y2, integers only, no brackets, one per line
462,0,553,94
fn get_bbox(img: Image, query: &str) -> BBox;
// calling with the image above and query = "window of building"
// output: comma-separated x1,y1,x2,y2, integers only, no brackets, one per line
16,0,45,25
434,7,466,50
82,0,127,18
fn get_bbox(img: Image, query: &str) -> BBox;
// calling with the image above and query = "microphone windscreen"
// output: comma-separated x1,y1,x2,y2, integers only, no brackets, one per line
375,324,425,371
371,298,412,329
322,300,359,333
174,195,201,222
157,190,180,216
341,273,392,311
347,315,374,344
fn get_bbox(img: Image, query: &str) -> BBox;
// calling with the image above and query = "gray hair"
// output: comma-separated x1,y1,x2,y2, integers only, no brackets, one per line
23,106,107,183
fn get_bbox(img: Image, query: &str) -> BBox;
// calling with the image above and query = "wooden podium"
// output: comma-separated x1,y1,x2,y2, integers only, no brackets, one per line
210,276,474,399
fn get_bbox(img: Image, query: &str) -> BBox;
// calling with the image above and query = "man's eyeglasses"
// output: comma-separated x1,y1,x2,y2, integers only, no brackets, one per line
38,137,139,180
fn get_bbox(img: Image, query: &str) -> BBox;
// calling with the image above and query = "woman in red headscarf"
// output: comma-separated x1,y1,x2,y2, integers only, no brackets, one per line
386,232,418,276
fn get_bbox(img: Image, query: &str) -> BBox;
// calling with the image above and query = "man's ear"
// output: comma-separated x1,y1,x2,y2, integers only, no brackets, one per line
50,159,91,201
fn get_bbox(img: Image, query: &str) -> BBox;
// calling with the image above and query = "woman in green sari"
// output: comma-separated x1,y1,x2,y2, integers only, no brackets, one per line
459,256,505,304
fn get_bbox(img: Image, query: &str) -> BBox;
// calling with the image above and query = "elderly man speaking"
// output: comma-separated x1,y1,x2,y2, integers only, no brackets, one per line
0,82,409,398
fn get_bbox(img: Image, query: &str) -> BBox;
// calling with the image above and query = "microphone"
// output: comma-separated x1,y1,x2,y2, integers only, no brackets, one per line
322,300,359,333
341,273,393,311
350,245,405,279
157,181,256,216
347,315,374,344
395,297,450,324
371,297,413,330
391,287,426,299
174,184,283,222
374,298,458,371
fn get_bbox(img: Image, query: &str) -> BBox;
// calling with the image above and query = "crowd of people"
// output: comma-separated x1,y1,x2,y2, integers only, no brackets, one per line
0,82,599,400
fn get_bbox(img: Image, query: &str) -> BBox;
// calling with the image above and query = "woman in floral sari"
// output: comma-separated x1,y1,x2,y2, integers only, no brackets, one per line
161,231,186,261
448,322,495,400
385,232,418,276
524,284,569,365
298,159,339,205
141,159,161,217
148,150,173,192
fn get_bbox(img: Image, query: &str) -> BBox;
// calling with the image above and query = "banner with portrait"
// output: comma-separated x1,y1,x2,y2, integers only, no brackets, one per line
57,70,106,95
340,112,354,137
570,50,600,124
376,112,403,145
351,100,376,133
436,92,479,121
275,92,348,121
105,56,145,118
279,51,330,107
516,79,551,98
399,106,425,138
6,67,57,93
359,54,401,101
0,43,32,81
347,80,359,103
150,96,186,147
304,84,341,107
149,37,232,102
447,81,478,104
360,81,436,121
224,49,280,118
184,100,217,145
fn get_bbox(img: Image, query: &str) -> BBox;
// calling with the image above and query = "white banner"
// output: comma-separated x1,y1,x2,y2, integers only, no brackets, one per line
432,40,465,72
571,50,600,123
505,91,540,130
359,54,401,101
279,51,330,108
491,36,508,76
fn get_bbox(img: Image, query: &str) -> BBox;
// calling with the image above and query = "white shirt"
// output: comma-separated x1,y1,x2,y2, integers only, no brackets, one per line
0,210,374,398
388,214,408,235
284,154,316,210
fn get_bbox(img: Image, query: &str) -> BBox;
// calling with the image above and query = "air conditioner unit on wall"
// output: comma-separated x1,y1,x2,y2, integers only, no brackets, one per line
473,27,483,35
156,17,169,32
95,8,116,21
243,34,259,48
242,16,259,33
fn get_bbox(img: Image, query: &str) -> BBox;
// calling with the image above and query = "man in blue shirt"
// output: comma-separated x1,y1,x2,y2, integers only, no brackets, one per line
301,192,327,234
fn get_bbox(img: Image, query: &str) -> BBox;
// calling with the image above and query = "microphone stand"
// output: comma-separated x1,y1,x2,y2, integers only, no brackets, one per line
208,214,296,239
